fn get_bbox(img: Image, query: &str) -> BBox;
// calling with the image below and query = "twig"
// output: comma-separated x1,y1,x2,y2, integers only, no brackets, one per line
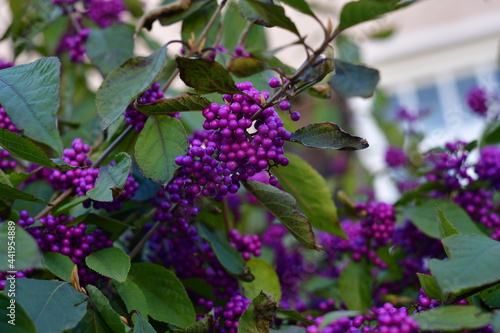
222,197,232,238
92,125,133,168
129,221,161,260
34,188,73,220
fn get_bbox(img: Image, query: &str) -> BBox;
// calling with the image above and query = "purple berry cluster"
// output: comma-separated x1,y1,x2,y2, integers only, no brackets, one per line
58,28,90,63
86,0,126,28
228,229,262,260
15,211,113,285
475,145,500,189
0,149,16,171
356,201,396,248
232,45,251,58
425,141,472,189
454,190,500,229
372,303,419,333
0,106,22,134
466,86,489,116
385,146,407,168
216,294,251,333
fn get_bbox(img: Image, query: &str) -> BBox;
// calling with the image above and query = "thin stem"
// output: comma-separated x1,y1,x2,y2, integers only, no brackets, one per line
443,279,500,305
34,188,73,220
62,3,82,33
129,221,161,260
237,22,253,47
92,125,133,168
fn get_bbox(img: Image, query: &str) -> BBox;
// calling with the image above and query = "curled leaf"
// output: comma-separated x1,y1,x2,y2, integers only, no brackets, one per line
290,122,369,150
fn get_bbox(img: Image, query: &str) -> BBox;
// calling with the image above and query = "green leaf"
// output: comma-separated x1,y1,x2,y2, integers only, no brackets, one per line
71,308,114,333
429,234,500,293
181,0,219,48
87,152,132,202
437,207,459,241
131,312,157,333
401,199,485,239
43,251,75,282
0,292,36,333
484,289,500,308
479,121,500,148
86,25,135,77
96,45,168,129
0,57,63,154
227,57,266,78
245,0,300,35
85,247,131,282
280,0,316,18
128,262,196,328
156,0,216,28
176,57,241,95
276,308,313,325
319,311,361,329
16,279,87,333
0,127,73,170
86,285,129,333
135,93,211,116
223,1,267,52
493,311,500,333
0,182,51,205
114,279,149,324
242,180,322,251
135,116,188,185
173,313,216,333
78,213,131,239
339,261,372,311
329,60,380,98
335,0,413,33
2,0,62,56
197,222,248,278
273,153,344,238
412,305,491,331
290,122,369,150
238,291,277,333
0,222,43,271
417,273,447,302
242,258,282,302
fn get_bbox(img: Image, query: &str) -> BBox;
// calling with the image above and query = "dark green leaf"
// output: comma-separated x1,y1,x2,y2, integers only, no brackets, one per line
238,0,274,27
0,57,63,153
78,213,131,239
131,311,157,333
123,0,144,17
242,258,281,302
412,305,491,331
223,1,268,52
227,57,266,78
0,292,36,333
238,291,277,333
280,0,316,17
85,247,131,282
16,279,87,333
0,222,43,271
156,0,215,28
484,289,500,308
276,309,313,325
86,285,128,333
176,57,241,95
0,127,73,170
114,279,149,324
335,0,413,33
319,311,361,329
128,262,196,328
417,273,447,302
71,308,113,333
329,60,380,98
43,251,75,282
273,153,344,238
87,152,132,202
242,0,300,36
242,180,323,251
429,234,500,293
290,122,369,150
86,25,135,77
173,313,216,333
52,196,89,216
135,93,211,116
0,182,51,205
339,261,372,311
401,199,485,239
479,121,500,148
197,222,248,278
135,116,188,185
96,45,168,129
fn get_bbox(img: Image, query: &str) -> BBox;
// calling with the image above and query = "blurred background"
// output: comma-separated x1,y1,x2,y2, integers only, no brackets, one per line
1,0,500,201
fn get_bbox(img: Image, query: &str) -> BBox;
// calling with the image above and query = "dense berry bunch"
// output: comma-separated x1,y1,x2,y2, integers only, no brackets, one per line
356,201,396,248
454,189,500,229
425,141,472,189
372,303,419,333
305,314,366,333
215,295,251,333
385,146,407,168
86,0,125,28
0,106,22,133
58,28,90,63
466,86,489,116
475,145,500,189
0,149,16,171
228,229,262,260
15,211,112,285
